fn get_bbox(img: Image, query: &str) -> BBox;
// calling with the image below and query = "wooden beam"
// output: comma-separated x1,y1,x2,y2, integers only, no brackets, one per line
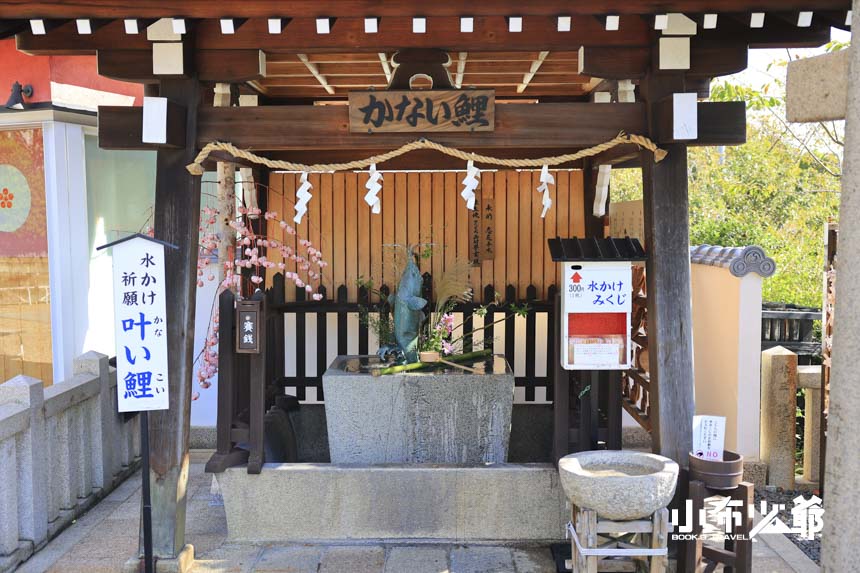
196,102,647,151
454,52,467,89
589,142,642,167
297,53,335,94
18,15,829,57
578,22,828,80
254,147,598,170
652,100,746,145
98,49,265,83
99,105,187,149
196,16,651,53
518,50,549,93
147,77,201,559
261,74,385,88
17,18,147,54
688,43,747,79
378,52,392,83
699,15,832,48
199,49,265,82
579,46,650,79
0,0,851,19
0,18,27,38
16,16,652,55
258,84,589,98
100,102,645,151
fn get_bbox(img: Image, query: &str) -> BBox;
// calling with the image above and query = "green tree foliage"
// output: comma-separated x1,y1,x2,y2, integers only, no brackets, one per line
612,113,840,308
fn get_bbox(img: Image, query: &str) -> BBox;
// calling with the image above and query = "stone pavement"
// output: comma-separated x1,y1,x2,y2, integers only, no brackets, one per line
14,451,819,573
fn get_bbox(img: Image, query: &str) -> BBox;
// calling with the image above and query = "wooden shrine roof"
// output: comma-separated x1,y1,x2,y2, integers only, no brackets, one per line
1,10,847,101
259,51,595,99
0,1,852,19
0,0,847,161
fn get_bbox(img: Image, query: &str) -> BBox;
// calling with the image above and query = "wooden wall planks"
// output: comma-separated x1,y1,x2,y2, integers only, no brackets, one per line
266,169,584,303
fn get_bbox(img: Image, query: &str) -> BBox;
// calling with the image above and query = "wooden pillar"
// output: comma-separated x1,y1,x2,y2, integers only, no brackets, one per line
147,77,201,558
641,72,695,464
552,293,570,463
639,63,696,466
214,83,236,290
641,143,695,465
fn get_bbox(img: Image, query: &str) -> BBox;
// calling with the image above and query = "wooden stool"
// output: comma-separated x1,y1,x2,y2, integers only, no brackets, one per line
683,480,753,573
566,505,669,572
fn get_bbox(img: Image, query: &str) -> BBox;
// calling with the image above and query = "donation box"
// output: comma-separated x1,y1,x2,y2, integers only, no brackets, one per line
547,237,647,371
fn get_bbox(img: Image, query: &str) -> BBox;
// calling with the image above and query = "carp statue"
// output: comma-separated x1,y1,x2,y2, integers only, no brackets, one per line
377,246,427,363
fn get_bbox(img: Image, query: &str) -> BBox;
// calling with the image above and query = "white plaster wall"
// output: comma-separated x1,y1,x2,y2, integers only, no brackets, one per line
43,121,89,382
691,264,762,459
190,259,220,427
735,274,763,459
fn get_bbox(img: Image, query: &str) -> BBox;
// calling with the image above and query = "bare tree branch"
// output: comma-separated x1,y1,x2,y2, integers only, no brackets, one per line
767,107,842,177
819,121,844,147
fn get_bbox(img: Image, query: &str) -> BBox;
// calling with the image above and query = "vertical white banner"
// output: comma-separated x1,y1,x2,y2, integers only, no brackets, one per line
110,236,170,412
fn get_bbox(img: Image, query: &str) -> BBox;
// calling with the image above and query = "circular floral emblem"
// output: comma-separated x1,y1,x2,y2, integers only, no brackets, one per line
0,187,13,208
0,165,31,232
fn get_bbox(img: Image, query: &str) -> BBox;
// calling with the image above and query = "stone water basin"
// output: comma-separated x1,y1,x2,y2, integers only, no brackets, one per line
323,355,514,464
558,450,679,520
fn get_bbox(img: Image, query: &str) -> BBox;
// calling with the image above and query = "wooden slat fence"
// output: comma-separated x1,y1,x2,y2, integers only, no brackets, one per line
266,170,585,303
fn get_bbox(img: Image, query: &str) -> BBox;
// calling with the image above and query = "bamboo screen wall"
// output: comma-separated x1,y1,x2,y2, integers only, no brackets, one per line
265,170,585,303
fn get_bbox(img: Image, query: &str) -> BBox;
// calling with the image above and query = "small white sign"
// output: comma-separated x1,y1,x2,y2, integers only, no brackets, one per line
563,264,632,313
560,261,633,371
110,236,170,412
692,415,726,461
672,92,698,140
573,343,620,367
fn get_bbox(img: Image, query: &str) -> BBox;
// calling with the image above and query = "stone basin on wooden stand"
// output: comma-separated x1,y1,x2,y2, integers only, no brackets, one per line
322,354,514,464
558,450,679,521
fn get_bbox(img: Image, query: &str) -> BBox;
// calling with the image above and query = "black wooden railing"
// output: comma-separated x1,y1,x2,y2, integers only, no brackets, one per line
761,302,821,361
206,272,627,473
271,275,559,404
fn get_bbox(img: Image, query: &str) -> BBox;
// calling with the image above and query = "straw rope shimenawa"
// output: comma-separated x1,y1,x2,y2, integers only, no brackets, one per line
186,132,667,175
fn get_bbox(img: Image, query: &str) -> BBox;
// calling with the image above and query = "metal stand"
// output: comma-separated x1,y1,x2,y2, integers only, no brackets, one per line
141,411,154,573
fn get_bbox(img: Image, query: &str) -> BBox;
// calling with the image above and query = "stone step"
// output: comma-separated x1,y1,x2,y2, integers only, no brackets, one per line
216,463,567,544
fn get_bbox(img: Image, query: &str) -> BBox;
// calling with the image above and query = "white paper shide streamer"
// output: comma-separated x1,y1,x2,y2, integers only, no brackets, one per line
537,165,554,218
593,164,612,217
293,171,313,224
460,159,479,210
364,163,383,214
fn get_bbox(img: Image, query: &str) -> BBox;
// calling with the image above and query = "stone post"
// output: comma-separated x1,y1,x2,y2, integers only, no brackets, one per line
0,437,18,557
760,347,796,490
823,4,860,568
74,352,113,490
797,365,821,485
0,375,48,548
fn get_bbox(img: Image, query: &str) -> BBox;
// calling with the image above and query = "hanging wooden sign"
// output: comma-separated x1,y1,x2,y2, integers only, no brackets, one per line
349,90,495,133
236,300,263,354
